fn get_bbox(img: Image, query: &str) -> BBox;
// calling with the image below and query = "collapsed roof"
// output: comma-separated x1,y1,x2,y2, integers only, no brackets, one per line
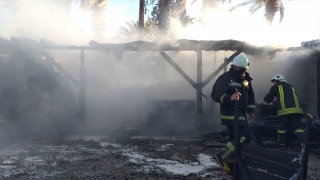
1,37,319,60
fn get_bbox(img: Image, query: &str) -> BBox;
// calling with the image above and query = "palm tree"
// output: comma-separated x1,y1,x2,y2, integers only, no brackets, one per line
229,0,285,26
192,0,285,26
157,0,172,30
139,0,145,30
115,0,193,42
117,21,140,41
115,18,157,42
79,0,109,41
148,0,193,28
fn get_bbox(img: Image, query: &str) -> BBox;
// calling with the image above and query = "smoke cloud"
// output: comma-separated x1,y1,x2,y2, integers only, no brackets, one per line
0,0,318,140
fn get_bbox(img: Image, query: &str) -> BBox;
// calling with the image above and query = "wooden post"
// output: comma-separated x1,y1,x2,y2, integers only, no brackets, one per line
212,52,217,114
317,53,320,116
79,50,86,122
297,114,312,180
197,50,203,121
224,57,227,73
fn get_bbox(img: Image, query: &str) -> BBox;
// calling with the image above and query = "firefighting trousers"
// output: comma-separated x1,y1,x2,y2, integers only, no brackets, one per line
227,122,253,144
278,114,304,144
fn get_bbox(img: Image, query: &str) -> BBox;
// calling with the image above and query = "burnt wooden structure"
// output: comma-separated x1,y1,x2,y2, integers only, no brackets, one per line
1,37,319,179
232,114,314,180
40,39,320,180
38,39,320,123
2,37,319,123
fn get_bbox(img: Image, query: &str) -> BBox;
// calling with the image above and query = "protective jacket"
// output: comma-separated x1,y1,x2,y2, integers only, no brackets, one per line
211,69,255,126
261,82,303,116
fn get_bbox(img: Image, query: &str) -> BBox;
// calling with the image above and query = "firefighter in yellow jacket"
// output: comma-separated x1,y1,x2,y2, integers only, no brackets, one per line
260,74,304,146
211,54,255,175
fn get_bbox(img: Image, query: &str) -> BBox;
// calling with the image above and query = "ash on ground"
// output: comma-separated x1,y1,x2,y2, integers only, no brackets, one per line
0,136,319,180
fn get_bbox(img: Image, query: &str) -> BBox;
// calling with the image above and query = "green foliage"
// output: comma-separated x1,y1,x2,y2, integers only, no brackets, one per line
192,0,286,26
144,18,157,41
116,21,140,41
229,0,285,26
115,0,194,42
79,0,109,41
115,18,157,42
149,0,194,28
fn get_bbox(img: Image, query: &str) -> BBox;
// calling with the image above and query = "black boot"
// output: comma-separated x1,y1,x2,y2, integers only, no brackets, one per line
214,142,235,175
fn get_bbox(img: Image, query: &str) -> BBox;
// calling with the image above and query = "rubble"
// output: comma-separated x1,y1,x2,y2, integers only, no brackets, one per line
0,136,319,180
0,136,226,180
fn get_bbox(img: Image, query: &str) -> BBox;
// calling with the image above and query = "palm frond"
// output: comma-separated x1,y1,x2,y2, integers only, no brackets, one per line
229,0,255,12
249,3,265,15
146,0,157,6
278,1,285,23
220,0,231,3
265,0,278,26
191,0,198,5
118,27,130,34
192,0,230,5
229,0,286,26
80,0,108,10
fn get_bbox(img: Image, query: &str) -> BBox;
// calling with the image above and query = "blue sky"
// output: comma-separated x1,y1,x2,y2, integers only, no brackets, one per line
0,0,319,46
0,0,202,38
107,0,202,22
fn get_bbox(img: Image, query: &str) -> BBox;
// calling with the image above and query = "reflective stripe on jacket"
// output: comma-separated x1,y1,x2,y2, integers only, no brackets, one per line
211,71,255,126
261,82,303,116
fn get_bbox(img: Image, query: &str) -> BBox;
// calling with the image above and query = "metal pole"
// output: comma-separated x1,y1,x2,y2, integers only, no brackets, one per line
197,50,203,121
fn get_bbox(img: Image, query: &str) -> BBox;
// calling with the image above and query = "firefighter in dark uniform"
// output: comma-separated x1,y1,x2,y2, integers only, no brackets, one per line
260,74,304,146
211,54,255,175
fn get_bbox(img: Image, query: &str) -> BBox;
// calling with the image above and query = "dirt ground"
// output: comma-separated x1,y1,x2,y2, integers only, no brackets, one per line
0,135,319,180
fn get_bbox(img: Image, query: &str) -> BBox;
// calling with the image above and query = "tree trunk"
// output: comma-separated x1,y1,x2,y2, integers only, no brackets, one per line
158,0,171,30
177,0,186,22
265,0,277,26
91,6,106,41
138,0,144,30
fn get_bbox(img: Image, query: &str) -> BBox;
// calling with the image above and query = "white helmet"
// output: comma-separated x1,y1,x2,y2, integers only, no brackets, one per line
271,74,285,82
231,54,249,69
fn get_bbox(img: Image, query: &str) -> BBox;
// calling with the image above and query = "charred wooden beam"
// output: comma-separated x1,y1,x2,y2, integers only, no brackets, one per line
245,168,288,180
39,40,319,57
241,144,302,179
119,136,204,145
202,50,241,87
159,51,196,87
297,114,312,180
318,53,320,116
159,51,207,99
197,50,203,120
237,156,253,180
242,144,300,167
79,50,86,122
242,154,298,178
41,51,79,86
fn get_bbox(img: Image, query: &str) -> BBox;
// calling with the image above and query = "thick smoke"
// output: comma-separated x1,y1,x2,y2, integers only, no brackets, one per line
0,0,318,140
